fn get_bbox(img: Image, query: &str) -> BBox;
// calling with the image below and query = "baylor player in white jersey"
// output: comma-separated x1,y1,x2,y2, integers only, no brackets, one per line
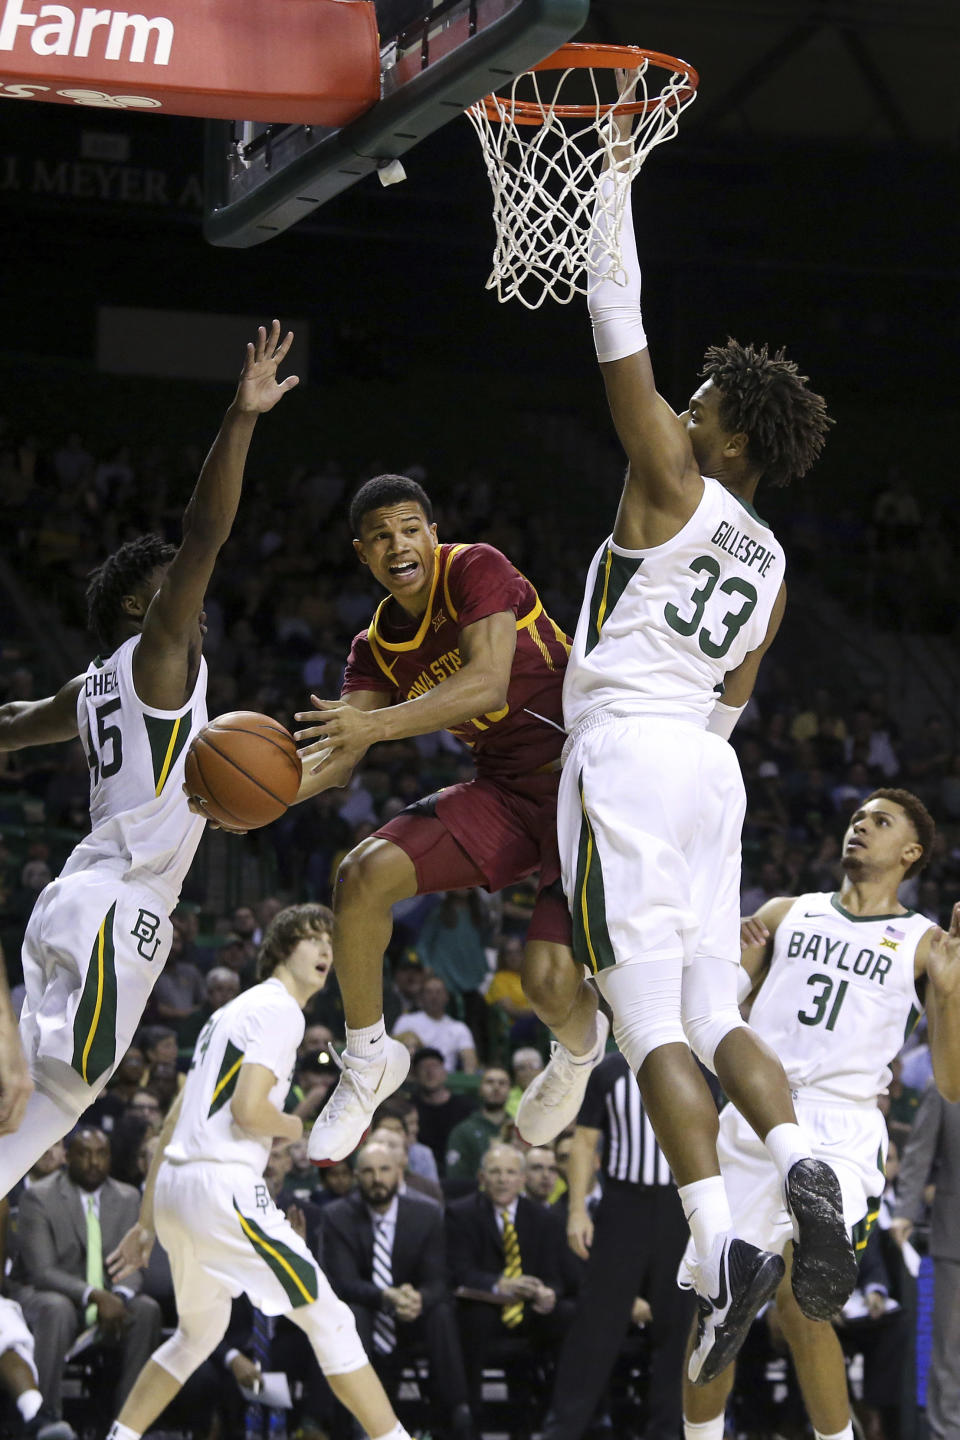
0,321,299,1195
683,788,960,1440
517,125,848,1385
103,904,409,1440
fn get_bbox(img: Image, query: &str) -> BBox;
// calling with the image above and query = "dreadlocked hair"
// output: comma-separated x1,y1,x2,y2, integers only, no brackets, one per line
85,535,177,651
700,339,833,487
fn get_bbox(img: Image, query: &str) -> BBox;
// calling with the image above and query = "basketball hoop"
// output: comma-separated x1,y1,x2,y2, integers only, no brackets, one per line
466,43,699,310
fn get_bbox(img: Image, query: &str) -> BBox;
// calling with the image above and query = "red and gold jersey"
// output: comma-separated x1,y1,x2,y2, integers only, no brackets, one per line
343,543,570,781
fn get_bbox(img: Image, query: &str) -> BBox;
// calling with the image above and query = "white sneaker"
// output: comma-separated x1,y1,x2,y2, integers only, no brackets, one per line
686,1233,785,1385
307,1037,410,1165
515,1011,610,1145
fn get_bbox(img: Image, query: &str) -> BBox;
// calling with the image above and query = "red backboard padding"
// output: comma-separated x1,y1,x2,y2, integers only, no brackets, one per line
0,0,380,122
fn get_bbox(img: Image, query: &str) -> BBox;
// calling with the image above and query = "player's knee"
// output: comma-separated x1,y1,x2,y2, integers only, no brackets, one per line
334,839,405,911
599,956,686,1072
681,1008,745,1073
152,1303,231,1384
289,1297,368,1375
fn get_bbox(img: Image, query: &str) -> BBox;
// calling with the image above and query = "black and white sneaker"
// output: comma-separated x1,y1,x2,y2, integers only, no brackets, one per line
687,1236,785,1386
786,1157,857,1320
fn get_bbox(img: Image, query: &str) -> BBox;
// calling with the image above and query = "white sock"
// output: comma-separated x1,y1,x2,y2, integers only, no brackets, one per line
814,1425,853,1440
105,1423,141,1440
16,1390,42,1422
678,1175,732,1258
345,1020,387,1062
371,1424,412,1440
684,1415,725,1440
764,1122,813,1181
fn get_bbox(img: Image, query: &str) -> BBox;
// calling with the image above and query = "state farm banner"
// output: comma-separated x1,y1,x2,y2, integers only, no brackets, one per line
0,0,380,122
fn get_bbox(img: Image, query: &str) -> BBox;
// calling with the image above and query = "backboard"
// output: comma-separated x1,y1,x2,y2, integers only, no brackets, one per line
203,0,590,249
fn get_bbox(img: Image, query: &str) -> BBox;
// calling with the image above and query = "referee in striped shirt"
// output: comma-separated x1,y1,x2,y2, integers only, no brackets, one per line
542,1052,694,1440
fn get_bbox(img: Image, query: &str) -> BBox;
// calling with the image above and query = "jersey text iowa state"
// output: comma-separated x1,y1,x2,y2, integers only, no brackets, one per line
407,649,462,697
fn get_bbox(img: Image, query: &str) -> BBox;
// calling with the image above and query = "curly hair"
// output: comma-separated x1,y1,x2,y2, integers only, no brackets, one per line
864,789,936,880
85,535,177,651
349,474,433,536
700,339,832,487
257,903,334,981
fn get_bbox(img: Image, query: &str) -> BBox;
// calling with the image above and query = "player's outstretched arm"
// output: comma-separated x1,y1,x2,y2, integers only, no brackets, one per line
587,123,700,547
920,900,960,1102
134,321,299,710
296,610,517,756
0,675,82,752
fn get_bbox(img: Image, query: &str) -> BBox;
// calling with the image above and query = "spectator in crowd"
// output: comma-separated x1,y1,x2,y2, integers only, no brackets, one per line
312,1160,356,1209
144,1060,182,1116
217,932,258,990
891,1083,960,1440
323,1140,473,1440
10,1128,162,1424
176,966,241,1051
447,1143,568,1418
385,955,425,1031
506,1047,544,1121
445,1067,511,1184
409,1049,477,1176
137,1026,179,1085
149,927,205,1036
412,891,491,1043
390,976,478,1074
374,1097,439,1185
523,1148,560,1208
368,1122,443,1206
86,1047,147,1135
485,936,539,1055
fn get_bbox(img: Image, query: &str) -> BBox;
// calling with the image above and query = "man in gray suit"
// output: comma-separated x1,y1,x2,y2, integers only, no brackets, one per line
10,1127,161,1420
892,1082,960,1440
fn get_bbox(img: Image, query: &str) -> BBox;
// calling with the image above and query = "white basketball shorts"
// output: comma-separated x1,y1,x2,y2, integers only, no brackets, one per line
558,713,745,973
682,1094,887,1271
0,1296,38,1378
19,864,174,1108
155,1160,367,1375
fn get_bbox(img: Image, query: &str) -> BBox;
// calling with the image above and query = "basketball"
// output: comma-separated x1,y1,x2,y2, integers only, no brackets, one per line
184,711,302,831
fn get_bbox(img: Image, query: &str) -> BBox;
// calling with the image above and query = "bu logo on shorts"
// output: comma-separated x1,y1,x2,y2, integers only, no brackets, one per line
131,908,162,960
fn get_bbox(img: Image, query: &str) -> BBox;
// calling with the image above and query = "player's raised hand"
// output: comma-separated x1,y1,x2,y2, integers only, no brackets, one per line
927,901,960,999
107,1221,155,1281
0,1019,32,1136
234,320,299,414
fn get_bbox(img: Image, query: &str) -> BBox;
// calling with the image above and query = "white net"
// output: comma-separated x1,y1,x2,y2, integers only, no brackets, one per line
466,50,698,310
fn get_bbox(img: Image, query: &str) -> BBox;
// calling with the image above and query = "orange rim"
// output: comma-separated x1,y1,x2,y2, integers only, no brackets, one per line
477,41,699,126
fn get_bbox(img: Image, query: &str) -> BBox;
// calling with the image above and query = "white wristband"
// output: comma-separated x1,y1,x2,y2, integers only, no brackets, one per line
587,174,647,364
706,700,746,741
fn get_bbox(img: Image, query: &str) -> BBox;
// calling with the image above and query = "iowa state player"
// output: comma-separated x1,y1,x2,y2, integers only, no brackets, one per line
294,474,607,1162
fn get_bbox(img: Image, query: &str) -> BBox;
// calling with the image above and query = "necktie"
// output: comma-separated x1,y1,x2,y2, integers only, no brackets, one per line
371,1216,397,1354
500,1209,523,1329
85,1196,103,1328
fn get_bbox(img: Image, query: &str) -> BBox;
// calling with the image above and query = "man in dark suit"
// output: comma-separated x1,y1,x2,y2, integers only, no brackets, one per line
323,1138,471,1439
10,1127,161,1422
446,1141,570,1416
892,1082,960,1440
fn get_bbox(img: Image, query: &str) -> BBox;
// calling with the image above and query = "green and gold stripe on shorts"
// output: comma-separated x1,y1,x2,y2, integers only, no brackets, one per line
571,774,616,975
144,711,192,796
584,546,643,656
208,1041,245,1117
233,1200,319,1308
71,902,119,1086
852,1192,883,1255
